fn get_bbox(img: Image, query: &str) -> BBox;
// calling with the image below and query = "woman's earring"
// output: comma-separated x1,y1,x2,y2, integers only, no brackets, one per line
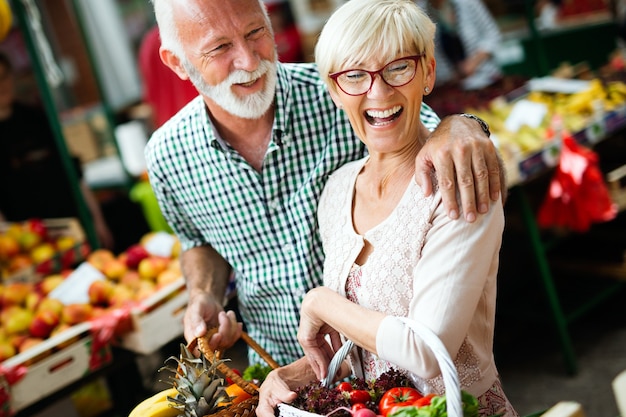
424,86,430,94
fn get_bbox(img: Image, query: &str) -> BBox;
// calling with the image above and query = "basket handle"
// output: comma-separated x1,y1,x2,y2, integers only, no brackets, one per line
191,328,281,397
321,318,462,417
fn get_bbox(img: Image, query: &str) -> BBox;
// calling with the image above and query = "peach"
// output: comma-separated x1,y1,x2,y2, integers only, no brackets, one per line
40,274,65,295
61,303,94,325
137,256,169,281
28,308,60,338
86,249,116,272
7,254,33,273
102,258,128,281
88,279,115,306
156,269,181,289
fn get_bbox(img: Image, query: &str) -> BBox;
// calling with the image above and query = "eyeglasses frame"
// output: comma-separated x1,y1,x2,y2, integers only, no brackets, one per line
329,53,425,96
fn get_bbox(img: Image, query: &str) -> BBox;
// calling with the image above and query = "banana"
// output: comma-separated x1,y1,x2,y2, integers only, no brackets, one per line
141,400,181,417
128,387,179,417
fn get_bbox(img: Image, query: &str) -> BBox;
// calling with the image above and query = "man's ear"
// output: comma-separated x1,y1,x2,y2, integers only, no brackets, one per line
159,47,190,81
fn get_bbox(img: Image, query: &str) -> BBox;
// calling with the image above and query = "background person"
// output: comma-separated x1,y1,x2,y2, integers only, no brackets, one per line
146,0,506,366
258,1,515,416
0,51,114,249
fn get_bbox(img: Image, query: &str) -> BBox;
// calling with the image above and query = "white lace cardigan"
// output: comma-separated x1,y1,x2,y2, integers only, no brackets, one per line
317,156,505,397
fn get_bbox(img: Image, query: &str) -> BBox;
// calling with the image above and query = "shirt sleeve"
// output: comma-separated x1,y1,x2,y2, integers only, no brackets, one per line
376,197,504,379
419,102,441,131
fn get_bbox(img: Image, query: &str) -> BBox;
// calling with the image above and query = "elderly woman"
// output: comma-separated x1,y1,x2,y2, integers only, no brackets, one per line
256,0,517,416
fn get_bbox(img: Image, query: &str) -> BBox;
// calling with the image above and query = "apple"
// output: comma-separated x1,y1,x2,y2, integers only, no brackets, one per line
55,235,77,252
36,297,64,317
108,285,135,308
0,339,16,361
88,279,115,306
61,303,94,325
119,270,142,290
25,218,48,240
0,234,20,260
50,323,80,349
137,256,169,280
29,308,60,338
134,280,157,302
24,292,44,312
86,249,116,272
7,254,33,273
40,274,65,295
102,258,128,281
1,282,33,306
18,337,48,366
30,242,56,264
156,269,181,289
124,244,150,269
18,230,42,252
3,306,34,335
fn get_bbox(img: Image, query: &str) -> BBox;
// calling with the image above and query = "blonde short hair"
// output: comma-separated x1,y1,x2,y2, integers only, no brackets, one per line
315,0,435,93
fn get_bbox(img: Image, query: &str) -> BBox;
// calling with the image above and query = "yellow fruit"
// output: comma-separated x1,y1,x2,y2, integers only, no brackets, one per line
128,387,179,417
141,400,180,417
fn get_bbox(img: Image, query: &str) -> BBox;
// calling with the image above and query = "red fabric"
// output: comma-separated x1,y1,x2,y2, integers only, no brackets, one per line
537,135,617,232
138,27,199,128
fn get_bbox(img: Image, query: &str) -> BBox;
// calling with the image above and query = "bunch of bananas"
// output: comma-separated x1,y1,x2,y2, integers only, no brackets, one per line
128,387,180,417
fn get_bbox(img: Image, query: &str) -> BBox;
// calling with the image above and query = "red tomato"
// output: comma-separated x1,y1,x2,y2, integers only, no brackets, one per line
378,387,423,417
351,403,368,412
349,389,372,405
413,393,436,407
337,382,354,392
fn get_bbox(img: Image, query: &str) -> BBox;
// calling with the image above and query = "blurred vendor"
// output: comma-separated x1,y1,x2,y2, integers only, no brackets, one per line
0,51,113,249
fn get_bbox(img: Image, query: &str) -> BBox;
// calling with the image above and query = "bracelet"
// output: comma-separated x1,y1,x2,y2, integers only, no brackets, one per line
459,113,491,138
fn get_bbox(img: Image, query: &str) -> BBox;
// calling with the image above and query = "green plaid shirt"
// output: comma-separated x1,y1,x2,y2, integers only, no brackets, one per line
145,62,440,365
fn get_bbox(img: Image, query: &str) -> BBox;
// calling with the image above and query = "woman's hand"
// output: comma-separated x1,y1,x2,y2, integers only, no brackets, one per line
256,359,316,417
415,114,504,222
298,288,343,380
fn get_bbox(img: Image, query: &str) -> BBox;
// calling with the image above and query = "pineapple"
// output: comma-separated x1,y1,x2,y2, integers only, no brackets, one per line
160,343,232,417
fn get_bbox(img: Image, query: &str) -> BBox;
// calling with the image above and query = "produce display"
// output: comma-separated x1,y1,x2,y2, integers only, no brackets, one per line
0,218,87,281
470,78,626,163
0,231,182,363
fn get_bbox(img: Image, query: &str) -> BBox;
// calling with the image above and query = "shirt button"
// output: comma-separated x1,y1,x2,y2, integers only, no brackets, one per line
283,243,293,253
269,199,280,210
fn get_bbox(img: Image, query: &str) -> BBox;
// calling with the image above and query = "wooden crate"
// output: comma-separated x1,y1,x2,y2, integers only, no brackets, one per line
118,278,187,355
0,322,112,412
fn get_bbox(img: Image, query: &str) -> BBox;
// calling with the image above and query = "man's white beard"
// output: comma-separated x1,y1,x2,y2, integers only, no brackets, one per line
183,58,277,119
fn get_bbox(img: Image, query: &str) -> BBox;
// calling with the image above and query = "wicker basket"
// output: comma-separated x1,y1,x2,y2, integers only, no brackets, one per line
192,329,280,417
278,318,463,417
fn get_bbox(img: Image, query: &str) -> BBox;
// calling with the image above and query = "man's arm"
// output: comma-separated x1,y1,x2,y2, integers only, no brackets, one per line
415,114,506,222
182,245,242,349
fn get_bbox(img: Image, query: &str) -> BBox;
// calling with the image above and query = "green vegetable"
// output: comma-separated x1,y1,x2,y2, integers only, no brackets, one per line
242,363,273,383
387,390,480,417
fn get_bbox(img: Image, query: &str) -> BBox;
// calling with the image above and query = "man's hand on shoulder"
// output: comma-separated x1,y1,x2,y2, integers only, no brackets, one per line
415,114,505,222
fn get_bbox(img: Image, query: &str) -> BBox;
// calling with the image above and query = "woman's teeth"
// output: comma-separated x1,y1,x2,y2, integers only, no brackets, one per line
365,105,402,125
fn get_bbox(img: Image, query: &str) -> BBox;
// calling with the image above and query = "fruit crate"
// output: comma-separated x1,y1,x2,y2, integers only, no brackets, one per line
0,321,112,413
0,218,89,284
117,277,188,355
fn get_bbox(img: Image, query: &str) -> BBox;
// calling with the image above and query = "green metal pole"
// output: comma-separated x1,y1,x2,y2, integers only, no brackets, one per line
524,0,551,76
10,0,100,249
